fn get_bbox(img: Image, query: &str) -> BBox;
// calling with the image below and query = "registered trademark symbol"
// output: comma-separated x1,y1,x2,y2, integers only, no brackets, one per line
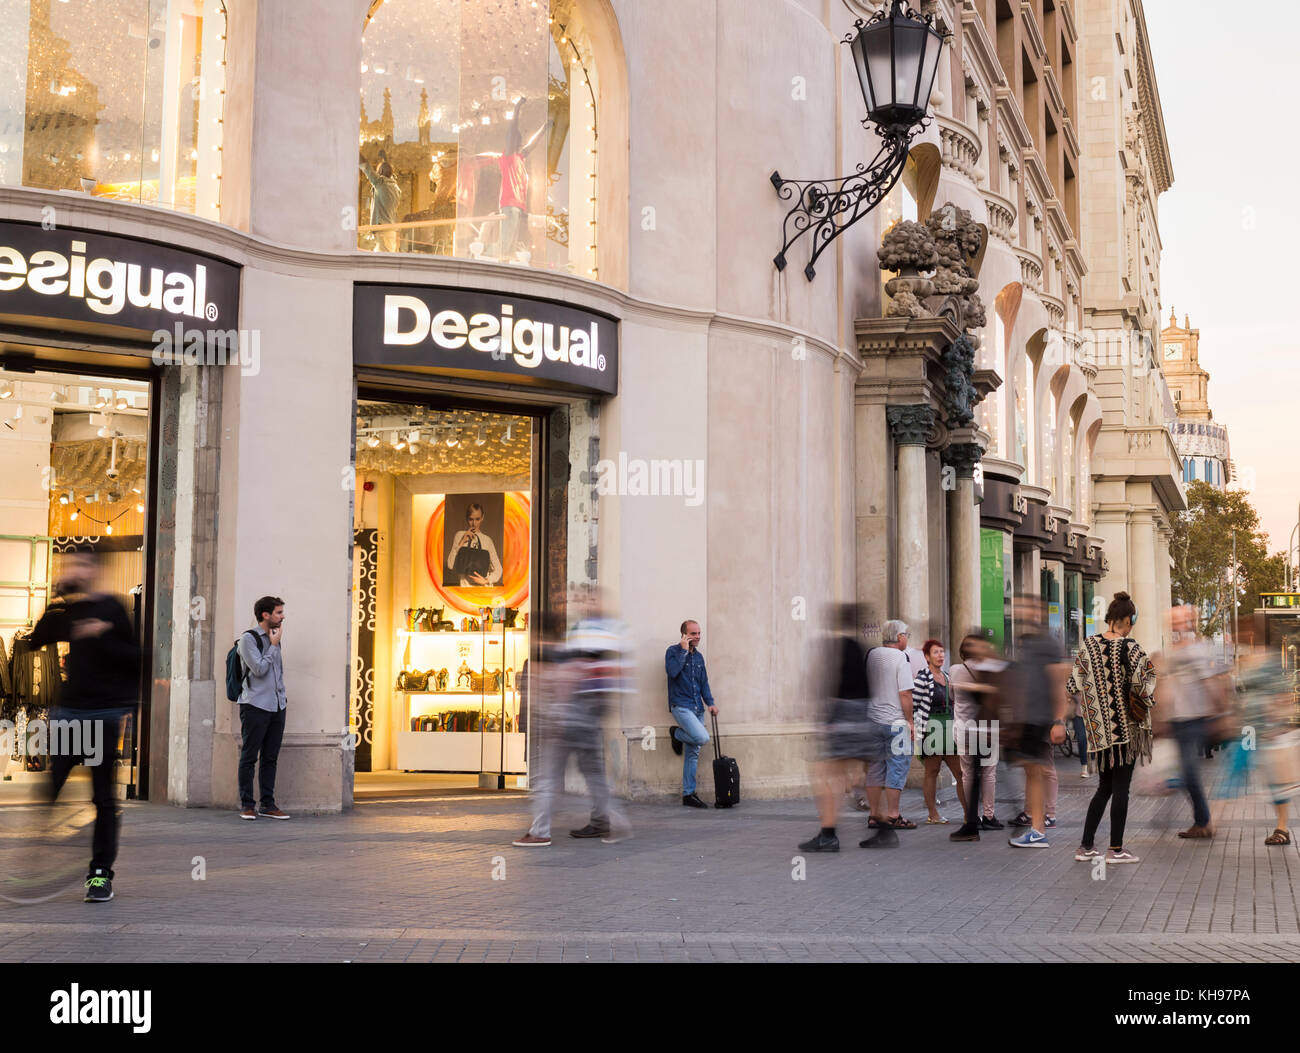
205,302,218,321
597,354,606,370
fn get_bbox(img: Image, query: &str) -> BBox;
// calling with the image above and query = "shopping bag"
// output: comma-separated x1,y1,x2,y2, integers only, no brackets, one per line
1262,730,1300,802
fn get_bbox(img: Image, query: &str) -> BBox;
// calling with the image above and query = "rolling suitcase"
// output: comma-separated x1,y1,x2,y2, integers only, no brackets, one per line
710,712,740,808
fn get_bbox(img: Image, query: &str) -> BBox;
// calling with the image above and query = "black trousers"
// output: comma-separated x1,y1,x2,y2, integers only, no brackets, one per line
1082,761,1136,849
238,704,286,809
48,711,122,874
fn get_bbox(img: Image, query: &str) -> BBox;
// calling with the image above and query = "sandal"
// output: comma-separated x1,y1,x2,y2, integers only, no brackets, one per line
1265,829,1291,846
866,817,882,828
926,816,950,825
887,815,917,829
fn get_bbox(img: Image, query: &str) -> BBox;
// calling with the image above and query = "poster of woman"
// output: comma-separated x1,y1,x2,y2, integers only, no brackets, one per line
443,494,505,587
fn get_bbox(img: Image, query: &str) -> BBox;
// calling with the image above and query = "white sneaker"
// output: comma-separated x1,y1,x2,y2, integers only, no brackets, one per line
1080,770,1091,779
1105,847,1140,864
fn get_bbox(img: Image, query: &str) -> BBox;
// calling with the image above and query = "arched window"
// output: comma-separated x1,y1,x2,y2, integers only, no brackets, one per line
0,0,227,218
359,0,602,277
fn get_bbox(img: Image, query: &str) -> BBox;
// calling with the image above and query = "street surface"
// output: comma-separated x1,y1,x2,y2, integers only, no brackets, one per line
0,758,1296,963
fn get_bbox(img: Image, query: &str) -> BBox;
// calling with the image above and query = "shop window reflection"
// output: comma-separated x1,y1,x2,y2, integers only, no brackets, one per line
359,0,600,278
0,0,227,218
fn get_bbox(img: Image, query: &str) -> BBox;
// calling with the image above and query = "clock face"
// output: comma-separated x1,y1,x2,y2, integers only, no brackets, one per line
1164,343,1182,360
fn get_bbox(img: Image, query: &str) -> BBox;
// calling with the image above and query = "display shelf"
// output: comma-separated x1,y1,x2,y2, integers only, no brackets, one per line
398,629,527,636
396,731,526,773
398,689,520,696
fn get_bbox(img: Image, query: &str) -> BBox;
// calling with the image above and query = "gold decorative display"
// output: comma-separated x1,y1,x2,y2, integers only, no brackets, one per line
356,406,530,477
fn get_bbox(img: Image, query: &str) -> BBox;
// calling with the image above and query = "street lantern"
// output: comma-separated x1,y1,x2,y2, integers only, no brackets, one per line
773,1,948,280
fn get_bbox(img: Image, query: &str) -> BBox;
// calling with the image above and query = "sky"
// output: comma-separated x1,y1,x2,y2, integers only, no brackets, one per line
1144,1,1300,559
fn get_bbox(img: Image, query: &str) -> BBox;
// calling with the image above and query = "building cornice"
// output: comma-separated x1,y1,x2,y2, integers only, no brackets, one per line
995,87,1034,156
960,3,1007,96
1019,1,1046,62
1131,1,1175,194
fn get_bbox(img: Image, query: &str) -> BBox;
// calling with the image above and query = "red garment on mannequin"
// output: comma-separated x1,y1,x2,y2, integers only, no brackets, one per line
499,153,529,210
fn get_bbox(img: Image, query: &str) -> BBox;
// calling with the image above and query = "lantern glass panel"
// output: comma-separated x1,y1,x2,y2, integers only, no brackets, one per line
862,25,894,113
893,22,928,108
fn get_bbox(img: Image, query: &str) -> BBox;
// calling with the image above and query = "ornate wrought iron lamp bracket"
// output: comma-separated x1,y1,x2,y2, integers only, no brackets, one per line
771,127,918,281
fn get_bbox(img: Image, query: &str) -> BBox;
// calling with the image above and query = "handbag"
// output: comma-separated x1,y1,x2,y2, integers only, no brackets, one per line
396,669,430,692
452,535,492,580
1263,730,1300,801
1119,639,1151,725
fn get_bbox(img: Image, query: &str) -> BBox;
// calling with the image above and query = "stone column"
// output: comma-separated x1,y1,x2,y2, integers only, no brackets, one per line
888,405,935,637
944,442,982,652
1127,508,1159,655
1155,522,1173,652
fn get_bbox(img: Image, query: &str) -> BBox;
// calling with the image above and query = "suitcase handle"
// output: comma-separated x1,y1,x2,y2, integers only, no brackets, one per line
710,710,721,760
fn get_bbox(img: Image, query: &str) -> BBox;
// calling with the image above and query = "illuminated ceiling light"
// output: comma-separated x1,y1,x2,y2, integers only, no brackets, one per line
502,423,514,443
59,491,71,505
366,434,381,448
87,491,99,503
0,380,12,399
115,395,131,411
94,390,109,408
106,523,113,536
131,486,142,494
69,509,78,521
49,387,67,404
12,404,22,421
475,427,487,447
445,430,459,448
136,503,145,513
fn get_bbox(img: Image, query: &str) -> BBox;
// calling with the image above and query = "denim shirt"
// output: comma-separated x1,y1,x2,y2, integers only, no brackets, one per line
665,645,714,715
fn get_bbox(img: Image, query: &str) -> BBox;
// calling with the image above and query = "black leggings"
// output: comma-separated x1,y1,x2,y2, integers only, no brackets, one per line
1081,761,1135,849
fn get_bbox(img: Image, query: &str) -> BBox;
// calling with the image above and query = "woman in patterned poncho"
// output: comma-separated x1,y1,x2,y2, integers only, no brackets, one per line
1067,591,1157,865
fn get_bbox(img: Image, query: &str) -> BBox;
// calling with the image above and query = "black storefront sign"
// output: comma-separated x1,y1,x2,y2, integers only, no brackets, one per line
353,283,618,396
0,221,241,338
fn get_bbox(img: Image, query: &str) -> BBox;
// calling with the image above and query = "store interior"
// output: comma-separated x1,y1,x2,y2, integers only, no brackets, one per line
352,400,535,795
0,366,150,801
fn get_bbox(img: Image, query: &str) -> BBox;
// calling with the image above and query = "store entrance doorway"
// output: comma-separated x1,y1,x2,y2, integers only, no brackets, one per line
351,398,539,795
0,364,154,804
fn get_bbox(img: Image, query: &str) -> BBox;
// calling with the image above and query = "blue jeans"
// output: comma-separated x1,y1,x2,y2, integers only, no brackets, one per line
1173,717,1212,827
1072,714,1088,766
670,706,710,796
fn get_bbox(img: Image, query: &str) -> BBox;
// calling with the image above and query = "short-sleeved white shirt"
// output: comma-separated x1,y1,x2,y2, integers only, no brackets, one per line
867,646,914,724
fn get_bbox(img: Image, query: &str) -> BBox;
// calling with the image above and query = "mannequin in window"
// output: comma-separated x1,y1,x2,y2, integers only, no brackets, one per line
359,150,402,251
471,99,550,262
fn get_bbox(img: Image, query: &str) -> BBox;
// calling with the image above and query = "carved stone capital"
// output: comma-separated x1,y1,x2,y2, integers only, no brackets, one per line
887,404,937,447
942,441,983,479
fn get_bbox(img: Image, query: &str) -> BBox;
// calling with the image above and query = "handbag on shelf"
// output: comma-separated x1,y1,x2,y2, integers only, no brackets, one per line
504,607,519,628
396,669,431,692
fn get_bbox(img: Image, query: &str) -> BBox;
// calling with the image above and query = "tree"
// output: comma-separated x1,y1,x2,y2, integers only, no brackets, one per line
1169,482,1287,637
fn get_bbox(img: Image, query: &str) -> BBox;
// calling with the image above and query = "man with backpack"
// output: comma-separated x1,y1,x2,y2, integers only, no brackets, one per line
230,596,289,820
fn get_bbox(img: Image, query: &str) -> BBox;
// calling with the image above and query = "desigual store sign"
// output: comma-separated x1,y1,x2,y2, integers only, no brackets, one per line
0,222,241,337
353,284,619,396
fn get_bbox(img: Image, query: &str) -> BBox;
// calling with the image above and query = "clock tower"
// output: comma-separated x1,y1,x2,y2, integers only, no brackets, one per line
1161,308,1231,489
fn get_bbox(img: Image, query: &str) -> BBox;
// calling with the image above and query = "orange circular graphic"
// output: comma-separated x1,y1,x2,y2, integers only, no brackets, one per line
426,492,531,615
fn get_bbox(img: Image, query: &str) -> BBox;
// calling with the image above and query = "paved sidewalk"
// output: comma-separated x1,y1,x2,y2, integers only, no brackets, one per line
0,758,1296,962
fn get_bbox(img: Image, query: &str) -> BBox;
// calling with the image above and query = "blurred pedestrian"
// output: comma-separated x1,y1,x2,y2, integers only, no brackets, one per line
913,639,967,824
1156,605,1228,839
27,548,138,902
1215,647,1299,847
798,604,881,852
512,597,631,847
1069,591,1156,865
1004,596,1070,849
948,634,1005,841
